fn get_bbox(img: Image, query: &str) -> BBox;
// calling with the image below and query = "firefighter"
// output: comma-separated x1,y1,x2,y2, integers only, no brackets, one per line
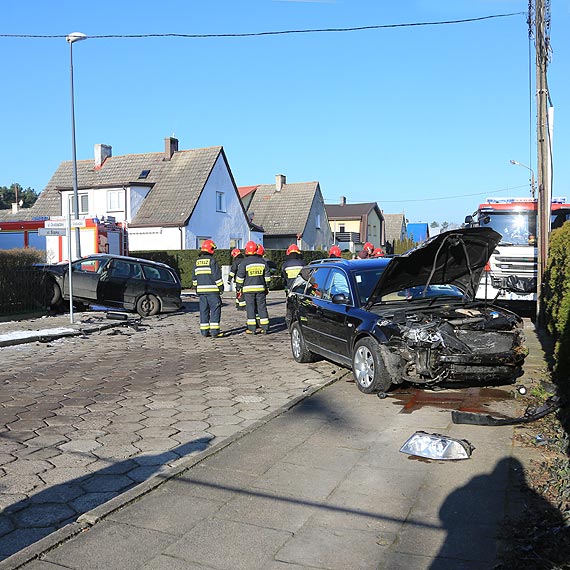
257,244,277,276
356,242,374,259
192,239,225,338
281,244,305,293
372,247,385,258
228,248,246,311
328,245,342,259
235,240,271,334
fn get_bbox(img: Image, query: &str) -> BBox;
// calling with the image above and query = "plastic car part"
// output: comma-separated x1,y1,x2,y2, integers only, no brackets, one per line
451,396,560,426
400,431,474,460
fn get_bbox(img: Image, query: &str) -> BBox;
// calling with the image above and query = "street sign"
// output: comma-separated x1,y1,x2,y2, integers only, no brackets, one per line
45,220,67,229
71,219,86,228
38,228,67,237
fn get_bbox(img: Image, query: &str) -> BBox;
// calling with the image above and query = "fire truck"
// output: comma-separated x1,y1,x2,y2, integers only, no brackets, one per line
465,197,570,304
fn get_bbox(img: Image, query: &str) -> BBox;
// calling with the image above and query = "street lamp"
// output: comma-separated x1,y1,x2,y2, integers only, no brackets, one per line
66,32,87,259
509,159,536,199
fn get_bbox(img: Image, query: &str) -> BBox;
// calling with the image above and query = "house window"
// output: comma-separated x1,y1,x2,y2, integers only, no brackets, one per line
107,190,125,212
316,214,321,229
229,238,242,249
339,224,345,233
197,237,211,249
216,192,226,213
69,194,89,215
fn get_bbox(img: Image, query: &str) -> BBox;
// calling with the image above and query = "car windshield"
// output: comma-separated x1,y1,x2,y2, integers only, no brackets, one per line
479,212,536,246
353,268,386,305
378,284,463,303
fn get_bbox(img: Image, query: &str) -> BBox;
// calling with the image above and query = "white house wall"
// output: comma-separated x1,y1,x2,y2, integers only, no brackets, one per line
128,227,183,251
186,154,253,249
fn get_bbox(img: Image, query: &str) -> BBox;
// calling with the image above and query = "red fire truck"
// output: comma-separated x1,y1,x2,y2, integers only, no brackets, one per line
465,197,570,304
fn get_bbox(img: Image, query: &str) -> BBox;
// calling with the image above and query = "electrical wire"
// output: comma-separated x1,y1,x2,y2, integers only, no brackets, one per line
323,184,529,204
0,12,525,40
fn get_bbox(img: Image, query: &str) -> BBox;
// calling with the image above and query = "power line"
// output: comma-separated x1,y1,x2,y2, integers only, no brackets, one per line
0,13,525,40
323,184,529,205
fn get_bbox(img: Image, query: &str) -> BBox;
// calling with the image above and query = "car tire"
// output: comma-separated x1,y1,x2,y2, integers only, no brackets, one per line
352,337,392,394
136,294,160,317
46,279,62,309
290,322,315,363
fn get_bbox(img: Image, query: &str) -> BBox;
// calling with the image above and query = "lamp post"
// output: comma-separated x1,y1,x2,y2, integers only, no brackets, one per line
66,32,87,260
509,159,536,199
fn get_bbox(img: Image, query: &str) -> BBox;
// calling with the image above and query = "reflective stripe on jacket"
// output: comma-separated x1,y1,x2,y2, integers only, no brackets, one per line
192,253,224,294
235,255,271,293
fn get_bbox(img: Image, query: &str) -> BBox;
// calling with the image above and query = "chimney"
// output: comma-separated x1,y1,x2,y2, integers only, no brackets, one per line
94,144,112,169
275,174,286,192
340,196,346,206
11,203,19,214
165,137,179,160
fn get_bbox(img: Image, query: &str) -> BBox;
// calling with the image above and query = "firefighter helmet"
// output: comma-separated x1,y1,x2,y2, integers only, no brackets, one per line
286,244,300,255
231,248,241,258
245,240,258,255
372,248,385,258
256,244,265,256
329,245,342,258
363,242,374,253
201,239,216,254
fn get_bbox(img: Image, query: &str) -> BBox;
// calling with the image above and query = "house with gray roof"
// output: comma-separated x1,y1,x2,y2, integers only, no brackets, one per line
1,138,261,253
383,213,408,252
239,175,332,251
325,197,385,253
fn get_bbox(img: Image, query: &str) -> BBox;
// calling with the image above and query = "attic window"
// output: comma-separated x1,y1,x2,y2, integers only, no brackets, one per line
138,169,150,179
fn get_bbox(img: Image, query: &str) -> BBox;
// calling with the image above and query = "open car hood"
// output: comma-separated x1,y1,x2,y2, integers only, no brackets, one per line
366,227,502,307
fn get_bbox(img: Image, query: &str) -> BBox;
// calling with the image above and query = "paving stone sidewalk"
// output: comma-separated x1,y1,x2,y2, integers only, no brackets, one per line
0,292,340,561
4,320,551,570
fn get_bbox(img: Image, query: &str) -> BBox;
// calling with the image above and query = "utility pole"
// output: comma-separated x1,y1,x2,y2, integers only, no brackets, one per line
534,0,551,325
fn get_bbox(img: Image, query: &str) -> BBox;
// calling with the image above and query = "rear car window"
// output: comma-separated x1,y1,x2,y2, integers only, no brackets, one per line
143,265,176,283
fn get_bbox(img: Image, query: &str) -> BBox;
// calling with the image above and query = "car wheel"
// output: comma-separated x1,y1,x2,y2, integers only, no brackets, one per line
290,322,315,363
136,294,160,316
46,279,62,308
352,337,391,394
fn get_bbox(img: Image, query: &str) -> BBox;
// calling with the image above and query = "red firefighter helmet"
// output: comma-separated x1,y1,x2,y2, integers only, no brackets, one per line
245,240,258,255
328,245,342,258
256,244,265,256
363,242,374,254
231,248,242,258
372,247,385,258
286,244,300,255
201,239,216,254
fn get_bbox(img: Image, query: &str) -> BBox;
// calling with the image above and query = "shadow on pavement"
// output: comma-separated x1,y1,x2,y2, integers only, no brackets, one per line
0,437,212,561
430,457,570,569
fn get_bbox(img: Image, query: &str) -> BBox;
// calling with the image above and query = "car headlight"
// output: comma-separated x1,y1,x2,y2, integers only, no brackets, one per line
399,431,474,460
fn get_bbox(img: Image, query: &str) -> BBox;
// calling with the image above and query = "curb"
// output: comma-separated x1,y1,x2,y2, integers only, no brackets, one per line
0,321,137,348
0,368,348,569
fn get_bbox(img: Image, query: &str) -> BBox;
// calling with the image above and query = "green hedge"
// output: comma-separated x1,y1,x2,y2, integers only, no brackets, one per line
0,248,47,315
133,249,328,290
543,223,570,378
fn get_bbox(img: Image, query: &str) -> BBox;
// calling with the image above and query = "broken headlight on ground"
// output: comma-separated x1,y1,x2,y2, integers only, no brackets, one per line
399,431,474,460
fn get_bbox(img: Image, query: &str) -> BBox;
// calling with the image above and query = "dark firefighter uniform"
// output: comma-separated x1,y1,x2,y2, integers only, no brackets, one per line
192,250,224,337
235,253,271,334
281,253,305,292
228,253,246,310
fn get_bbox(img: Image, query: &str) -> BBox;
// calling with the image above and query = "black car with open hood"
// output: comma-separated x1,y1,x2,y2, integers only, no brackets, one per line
286,228,526,395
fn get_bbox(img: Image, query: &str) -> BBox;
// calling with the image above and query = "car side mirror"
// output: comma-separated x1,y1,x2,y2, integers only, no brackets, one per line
332,293,349,305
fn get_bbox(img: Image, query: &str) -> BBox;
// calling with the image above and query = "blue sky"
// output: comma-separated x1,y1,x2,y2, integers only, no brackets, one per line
2,0,569,224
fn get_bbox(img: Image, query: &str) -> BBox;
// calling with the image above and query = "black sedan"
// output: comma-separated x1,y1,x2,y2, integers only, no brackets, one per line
286,228,527,394
40,254,183,316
